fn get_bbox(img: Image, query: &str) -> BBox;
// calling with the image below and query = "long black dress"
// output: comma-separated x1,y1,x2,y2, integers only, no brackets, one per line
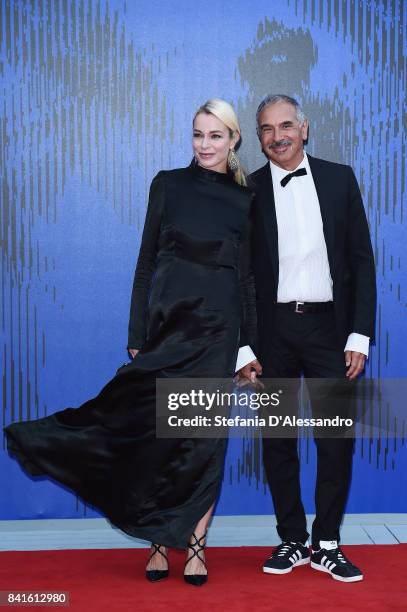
4,163,256,548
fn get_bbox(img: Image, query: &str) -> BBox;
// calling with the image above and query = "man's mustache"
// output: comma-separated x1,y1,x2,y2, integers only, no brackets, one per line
268,139,292,149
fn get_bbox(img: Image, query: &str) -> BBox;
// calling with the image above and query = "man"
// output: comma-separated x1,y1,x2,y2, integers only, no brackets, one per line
238,94,376,582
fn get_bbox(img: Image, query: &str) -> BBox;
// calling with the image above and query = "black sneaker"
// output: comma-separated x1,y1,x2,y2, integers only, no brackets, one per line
311,546,363,582
263,541,310,574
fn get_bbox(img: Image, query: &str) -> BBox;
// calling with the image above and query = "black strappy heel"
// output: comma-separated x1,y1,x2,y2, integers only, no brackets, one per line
184,532,208,586
145,544,169,582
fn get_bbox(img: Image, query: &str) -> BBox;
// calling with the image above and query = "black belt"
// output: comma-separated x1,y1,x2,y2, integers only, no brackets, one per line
275,301,333,314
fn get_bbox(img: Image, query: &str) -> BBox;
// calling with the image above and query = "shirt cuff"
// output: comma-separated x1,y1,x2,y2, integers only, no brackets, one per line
235,346,257,372
344,333,370,358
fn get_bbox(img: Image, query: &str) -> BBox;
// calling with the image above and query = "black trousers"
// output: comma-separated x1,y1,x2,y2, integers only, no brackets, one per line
261,306,354,548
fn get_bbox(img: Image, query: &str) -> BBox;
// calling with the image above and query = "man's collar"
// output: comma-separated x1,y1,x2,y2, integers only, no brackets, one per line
269,152,308,181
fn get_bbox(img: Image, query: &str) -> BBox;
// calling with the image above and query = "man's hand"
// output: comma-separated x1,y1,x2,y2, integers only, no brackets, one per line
235,359,263,387
128,348,139,359
345,350,366,380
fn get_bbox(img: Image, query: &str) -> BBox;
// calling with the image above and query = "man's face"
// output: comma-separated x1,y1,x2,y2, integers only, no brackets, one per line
257,101,309,170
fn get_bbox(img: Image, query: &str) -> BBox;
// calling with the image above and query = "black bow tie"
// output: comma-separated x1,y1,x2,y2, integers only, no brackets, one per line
280,167,307,187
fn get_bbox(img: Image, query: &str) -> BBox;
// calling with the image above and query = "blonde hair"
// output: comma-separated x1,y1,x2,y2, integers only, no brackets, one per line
193,98,247,186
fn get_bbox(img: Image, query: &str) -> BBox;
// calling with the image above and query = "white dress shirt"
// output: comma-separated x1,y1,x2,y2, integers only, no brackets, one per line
271,153,333,302
235,153,369,372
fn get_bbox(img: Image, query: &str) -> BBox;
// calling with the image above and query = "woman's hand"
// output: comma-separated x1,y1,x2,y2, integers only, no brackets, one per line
128,349,139,359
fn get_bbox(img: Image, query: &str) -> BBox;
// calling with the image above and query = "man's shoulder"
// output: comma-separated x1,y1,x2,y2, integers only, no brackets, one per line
247,163,271,192
307,154,353,175
248,162,269,181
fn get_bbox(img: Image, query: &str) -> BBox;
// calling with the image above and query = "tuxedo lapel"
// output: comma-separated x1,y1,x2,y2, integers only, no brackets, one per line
254,163,279,287
307,154,335,270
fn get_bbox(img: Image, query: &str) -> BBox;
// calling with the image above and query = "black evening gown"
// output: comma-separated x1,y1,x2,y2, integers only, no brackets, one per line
4,163,256,548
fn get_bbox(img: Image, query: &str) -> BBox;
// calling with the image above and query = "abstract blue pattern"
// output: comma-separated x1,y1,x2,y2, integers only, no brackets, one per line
1,0,406,519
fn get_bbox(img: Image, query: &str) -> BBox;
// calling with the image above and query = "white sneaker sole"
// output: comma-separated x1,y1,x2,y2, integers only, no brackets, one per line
263,557,310,574
310,561,363,582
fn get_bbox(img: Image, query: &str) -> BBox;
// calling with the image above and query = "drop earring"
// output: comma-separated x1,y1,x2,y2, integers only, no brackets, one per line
228,149,239,172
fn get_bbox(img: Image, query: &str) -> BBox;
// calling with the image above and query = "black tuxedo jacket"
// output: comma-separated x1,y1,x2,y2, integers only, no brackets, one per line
249,154,377,354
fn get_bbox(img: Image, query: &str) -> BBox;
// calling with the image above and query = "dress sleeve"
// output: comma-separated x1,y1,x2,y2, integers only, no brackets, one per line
239,198,257,350
127,172,165,349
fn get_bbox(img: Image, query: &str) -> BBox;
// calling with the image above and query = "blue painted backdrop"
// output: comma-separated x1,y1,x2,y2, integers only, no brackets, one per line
1,0,406,520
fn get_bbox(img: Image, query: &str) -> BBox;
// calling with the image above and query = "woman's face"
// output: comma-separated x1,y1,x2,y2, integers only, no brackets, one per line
193,112,238,173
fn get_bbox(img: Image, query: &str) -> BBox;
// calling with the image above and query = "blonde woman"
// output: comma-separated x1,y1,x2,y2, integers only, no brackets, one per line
5,99,260,586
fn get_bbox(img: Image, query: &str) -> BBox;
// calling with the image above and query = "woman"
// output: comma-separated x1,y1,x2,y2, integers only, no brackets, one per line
4,99,258,586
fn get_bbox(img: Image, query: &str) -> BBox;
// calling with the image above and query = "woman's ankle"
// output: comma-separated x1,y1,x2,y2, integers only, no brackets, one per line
184,532,207,575
146,544,168,570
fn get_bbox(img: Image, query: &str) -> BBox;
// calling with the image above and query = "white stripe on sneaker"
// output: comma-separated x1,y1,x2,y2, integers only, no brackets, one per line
311,561,363,582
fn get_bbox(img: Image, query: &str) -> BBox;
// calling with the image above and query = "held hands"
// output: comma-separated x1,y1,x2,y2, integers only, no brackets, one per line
235,359,263,388
127,351,364,381
345,350,366,380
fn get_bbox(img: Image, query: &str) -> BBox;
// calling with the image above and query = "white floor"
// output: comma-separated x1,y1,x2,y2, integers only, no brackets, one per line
0,515,406,551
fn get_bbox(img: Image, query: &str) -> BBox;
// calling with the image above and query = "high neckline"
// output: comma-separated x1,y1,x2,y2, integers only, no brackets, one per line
189,161,234,184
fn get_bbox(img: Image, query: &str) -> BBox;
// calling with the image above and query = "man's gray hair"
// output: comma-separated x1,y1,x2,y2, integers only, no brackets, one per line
256,94,306,133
